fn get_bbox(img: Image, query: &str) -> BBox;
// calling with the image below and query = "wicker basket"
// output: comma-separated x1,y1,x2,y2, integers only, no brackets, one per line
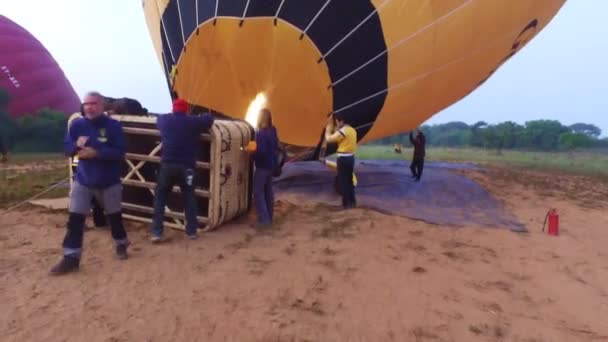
67,114,254,231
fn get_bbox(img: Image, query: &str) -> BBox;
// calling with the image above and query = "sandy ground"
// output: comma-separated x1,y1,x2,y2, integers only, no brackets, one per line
1,166,608,341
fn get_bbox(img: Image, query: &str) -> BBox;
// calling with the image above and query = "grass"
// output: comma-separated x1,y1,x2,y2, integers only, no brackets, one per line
356,145,608,179
4,153,65,164
0,153,69,208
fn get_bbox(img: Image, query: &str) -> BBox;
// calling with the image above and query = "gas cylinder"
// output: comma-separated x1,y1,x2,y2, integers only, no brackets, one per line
543,209,559,236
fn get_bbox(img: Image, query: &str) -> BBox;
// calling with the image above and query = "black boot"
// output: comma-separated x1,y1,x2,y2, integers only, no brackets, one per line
107,212,129,260
50,256,80,275
116,244,128,260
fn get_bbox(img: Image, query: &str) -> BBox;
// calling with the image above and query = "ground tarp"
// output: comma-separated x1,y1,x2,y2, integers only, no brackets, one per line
273,160,526,232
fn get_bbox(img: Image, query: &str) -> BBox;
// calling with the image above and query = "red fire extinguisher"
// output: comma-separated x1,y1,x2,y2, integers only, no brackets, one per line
542,209,559,236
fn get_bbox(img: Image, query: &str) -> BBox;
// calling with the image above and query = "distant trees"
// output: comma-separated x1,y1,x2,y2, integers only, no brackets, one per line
1,85,606,153
370,119,605,151
0,88,69,153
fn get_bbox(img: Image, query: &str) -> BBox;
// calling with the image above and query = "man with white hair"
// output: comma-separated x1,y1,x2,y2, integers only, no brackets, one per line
51,91,130,275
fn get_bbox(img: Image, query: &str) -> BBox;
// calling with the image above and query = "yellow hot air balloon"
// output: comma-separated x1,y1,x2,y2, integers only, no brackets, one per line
143,0,566,156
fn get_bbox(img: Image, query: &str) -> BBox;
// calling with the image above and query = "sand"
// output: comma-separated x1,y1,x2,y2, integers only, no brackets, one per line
1,166,608,341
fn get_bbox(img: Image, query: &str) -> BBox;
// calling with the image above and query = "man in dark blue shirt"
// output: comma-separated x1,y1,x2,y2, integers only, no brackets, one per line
409,129,426,182
51,91,130,275
150,98,214,242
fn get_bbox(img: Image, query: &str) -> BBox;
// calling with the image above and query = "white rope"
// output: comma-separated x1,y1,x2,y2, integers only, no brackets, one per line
161,50,172,79
155,0,176,62
196,0,199,25
0,177,70,216
303,0,332,37
274,0,286,20
331,0,473,88
322,0,392,59
242,0,251,20
176,0,186,45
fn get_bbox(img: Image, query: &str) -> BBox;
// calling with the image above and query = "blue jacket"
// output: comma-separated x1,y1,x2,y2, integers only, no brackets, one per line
156,112,215,168
254,127,279,170
65,115,126,188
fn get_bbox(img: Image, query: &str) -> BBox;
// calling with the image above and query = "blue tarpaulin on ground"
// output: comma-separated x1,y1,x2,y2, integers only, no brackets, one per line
273,160,526,232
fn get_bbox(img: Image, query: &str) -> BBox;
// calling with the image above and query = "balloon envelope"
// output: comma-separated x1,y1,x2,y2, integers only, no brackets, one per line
0,15,80,118
143,0,566,148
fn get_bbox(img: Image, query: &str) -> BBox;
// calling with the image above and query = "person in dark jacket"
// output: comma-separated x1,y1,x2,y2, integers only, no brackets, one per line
51,91,130,275
409,129,426,181
70,105,107,228
150,98,214,242
247,108,279,227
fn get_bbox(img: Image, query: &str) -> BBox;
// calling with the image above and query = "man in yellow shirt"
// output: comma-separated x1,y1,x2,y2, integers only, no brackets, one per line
325,113,357,209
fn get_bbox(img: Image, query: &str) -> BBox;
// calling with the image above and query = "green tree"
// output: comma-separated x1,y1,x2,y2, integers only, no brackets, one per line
523,120,570,150
0,87,10,110
494,121,525,150
569,123,602,138
470,121,488,147
559,132,594,150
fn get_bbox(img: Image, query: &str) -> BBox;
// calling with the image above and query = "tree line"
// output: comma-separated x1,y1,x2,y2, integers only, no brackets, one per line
370,120,608,151
1,87,607,153
0,88,69,153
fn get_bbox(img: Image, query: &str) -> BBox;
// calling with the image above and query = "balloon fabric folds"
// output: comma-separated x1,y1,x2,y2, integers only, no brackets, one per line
0,15,79,118
143,0,566,149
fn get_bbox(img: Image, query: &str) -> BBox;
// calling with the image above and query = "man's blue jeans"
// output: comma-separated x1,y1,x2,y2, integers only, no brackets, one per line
151,163,198,237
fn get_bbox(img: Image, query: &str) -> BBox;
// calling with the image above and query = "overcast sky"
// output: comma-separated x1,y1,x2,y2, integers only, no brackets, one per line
1,0,607,136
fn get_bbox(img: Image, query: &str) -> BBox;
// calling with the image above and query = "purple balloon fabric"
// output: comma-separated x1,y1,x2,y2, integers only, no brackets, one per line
0,15,80,118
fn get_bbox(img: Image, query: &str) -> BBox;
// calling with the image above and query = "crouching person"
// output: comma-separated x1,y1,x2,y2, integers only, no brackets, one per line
51,91,130,275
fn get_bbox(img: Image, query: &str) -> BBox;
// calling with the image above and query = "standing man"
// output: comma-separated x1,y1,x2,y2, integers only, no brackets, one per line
409,128,426,182
325,113,357,209
69,108,107,228
51,91,130,275
150,98,214,242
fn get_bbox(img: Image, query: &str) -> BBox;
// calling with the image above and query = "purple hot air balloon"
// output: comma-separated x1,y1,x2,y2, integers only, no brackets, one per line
0,15,80,118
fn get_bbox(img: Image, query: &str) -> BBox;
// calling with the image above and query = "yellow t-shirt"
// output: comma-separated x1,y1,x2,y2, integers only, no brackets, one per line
326,125,357,154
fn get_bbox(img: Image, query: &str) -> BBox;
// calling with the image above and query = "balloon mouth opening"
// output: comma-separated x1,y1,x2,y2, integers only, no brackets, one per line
245,92,267,129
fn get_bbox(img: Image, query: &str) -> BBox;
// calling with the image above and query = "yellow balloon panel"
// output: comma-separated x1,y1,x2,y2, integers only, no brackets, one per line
370,0,433,48
430,1,475,68
365,22,548,141
364,0,566,142
173,19,332,147
431,0,469,19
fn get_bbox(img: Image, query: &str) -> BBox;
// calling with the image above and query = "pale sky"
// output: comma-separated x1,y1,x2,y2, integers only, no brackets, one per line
1,0,607,136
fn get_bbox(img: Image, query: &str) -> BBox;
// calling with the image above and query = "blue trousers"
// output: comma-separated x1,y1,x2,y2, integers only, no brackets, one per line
151,163,198,236
253,167,274,225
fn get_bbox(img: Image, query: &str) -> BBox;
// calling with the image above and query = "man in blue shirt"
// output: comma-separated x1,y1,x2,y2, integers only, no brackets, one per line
150,98,214,242
51,91,130,275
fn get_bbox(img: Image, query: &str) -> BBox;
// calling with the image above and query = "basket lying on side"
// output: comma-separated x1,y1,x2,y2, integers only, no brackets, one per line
67,114,254,231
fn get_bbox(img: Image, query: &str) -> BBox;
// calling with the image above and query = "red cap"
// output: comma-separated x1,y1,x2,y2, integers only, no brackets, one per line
172,98,188,113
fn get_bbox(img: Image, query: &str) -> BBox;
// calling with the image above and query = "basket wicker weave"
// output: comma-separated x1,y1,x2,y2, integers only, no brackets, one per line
66,114,254,231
